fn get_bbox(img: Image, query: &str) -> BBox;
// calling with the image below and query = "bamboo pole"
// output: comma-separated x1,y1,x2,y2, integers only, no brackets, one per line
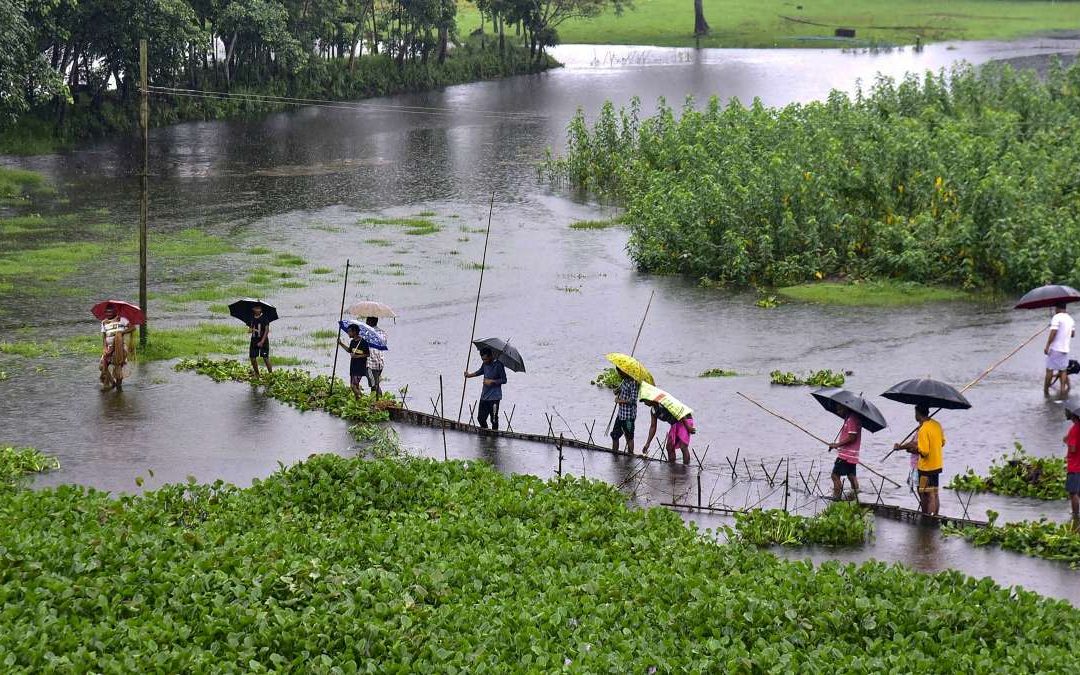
327,260,350,397
457,192,495,422
138,39,149,349
605,289,656,434
736,391,901,488
882,324,1048,460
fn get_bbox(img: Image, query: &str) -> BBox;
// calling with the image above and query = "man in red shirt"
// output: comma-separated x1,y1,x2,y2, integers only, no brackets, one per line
1066,403,1080,517
827,402,862,500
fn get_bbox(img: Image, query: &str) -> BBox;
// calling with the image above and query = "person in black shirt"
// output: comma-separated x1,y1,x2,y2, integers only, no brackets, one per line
248,304,273,378
337,324,369,399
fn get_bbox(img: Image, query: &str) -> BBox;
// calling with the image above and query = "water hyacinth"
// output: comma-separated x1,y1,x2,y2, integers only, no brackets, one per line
1,455,1077,670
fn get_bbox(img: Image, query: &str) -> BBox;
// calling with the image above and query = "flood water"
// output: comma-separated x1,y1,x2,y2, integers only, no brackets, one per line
5,38,1080,603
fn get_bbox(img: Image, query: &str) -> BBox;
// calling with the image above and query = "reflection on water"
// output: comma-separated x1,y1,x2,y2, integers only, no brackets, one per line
4,38,1080,602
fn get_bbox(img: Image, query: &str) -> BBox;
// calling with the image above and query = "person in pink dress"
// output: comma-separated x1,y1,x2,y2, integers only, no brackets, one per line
827,402,862,499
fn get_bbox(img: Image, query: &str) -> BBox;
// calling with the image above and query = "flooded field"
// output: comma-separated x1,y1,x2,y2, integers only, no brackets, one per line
4,38,1080,602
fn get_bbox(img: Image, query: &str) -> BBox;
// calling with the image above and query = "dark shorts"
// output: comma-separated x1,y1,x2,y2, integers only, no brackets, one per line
350,373,367,387
249,341,269,359
918,469,942,492
367,368,382,389
611,418,636,440
832,458,857,477
1067,472,1080,494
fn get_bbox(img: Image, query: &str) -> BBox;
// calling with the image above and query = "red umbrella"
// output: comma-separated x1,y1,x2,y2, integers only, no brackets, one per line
91,300,145,325
1014,284,1080,310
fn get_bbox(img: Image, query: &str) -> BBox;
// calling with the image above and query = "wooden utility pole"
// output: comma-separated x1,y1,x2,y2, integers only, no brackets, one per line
138,39,149,348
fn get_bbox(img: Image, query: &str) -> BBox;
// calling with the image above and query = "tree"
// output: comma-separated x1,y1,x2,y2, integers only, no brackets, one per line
0,0,67,123
693,0,708,37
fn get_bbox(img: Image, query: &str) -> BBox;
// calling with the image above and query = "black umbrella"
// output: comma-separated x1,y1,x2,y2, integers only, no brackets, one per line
881,378,971,410
472,337,525,373
228,298,279,325
811,387,888,433
1014,284,1080,310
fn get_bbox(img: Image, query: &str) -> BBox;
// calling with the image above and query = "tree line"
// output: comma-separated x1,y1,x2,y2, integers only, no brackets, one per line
1,0,626,126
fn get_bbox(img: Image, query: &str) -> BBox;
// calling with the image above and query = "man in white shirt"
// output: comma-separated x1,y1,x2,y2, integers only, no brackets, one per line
1044,302,1075,396
100,304,134,391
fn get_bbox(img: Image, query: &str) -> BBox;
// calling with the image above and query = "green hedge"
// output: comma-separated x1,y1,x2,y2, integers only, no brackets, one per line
547,61,1080,291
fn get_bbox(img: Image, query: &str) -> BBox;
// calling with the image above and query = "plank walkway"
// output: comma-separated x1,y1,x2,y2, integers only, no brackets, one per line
663,499,989,529
387,407,665,463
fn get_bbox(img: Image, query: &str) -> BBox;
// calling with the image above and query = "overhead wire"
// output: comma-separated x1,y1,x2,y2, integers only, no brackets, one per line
145,85,549,122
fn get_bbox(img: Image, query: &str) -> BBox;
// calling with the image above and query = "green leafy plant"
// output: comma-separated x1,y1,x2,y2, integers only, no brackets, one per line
0,445,59,486
175,358,391,438
546,62,1080,293
755,295,780,308
730,501,873,546
948,443,1067,500
769,369,845,387
699,368,738,377
944,518,1080,566
1,454,1078,670
590,366,622,389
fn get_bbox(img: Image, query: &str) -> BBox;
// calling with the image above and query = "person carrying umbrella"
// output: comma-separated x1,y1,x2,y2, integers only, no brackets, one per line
248,303,273,378
892,405,945,516
639,382,696,464
364,317,387,398
97,303,136,391
1044,302,1075,397
610,368,640,455
811,388,887,500
337,323,369,399
464,347,508,430
826,402,863,499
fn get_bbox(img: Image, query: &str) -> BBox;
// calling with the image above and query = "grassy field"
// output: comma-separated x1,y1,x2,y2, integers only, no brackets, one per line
458,0,1080,48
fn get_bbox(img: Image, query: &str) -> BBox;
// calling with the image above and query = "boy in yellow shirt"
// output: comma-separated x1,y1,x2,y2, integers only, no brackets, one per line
893,405,944,516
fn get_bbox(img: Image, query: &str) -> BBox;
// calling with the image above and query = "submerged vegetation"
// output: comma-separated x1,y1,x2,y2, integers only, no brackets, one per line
770,369,846,387
546,62,1080,292
730,501,874,547
0,446,59,487
175,358,390,438
4,454,1076,669
778,281,970,306
944,516,1080,566
699,368,738,377
948,443,1068,500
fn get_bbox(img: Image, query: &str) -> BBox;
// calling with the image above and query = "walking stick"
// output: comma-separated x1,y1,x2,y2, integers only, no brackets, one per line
605,290,655,434
882,325,1047,461
457,192,495,422
328,259,350,397
736,391,901,488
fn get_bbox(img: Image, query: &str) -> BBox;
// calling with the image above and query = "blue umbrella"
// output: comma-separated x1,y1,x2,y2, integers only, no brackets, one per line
338,319,388,350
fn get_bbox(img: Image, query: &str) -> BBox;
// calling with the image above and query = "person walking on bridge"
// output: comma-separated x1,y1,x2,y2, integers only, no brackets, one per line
893,405,944,516
465,347,507,430
610,368,639,455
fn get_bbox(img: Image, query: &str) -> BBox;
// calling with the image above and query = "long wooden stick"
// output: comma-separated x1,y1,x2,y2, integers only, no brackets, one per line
882,324,1047,460
605,289,656,434
457,192,495,422
737,391,901,487
328,259,350,397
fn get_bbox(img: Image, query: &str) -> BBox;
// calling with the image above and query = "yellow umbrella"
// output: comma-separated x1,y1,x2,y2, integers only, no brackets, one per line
605,353,655,385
